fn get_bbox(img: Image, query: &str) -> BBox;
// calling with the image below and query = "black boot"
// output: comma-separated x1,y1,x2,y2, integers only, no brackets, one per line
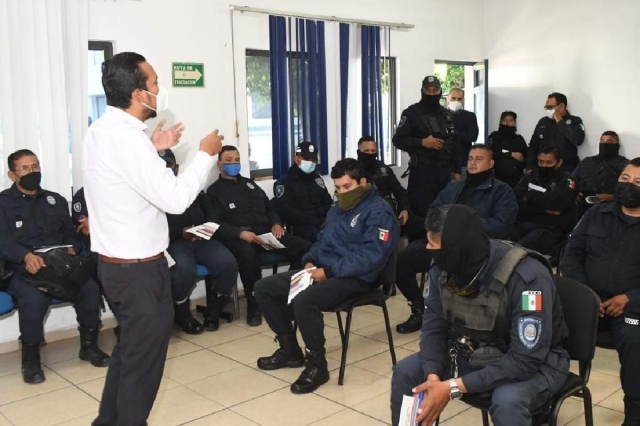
78,327,110,367
257,334,304,371
204,293,229,332
395,299,425,334
290,348,330,394
21,343,45,384
246,293,262,327
174,299,204,335
623,397,640,426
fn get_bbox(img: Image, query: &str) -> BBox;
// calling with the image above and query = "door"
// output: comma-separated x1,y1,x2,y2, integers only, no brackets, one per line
473,59,489,144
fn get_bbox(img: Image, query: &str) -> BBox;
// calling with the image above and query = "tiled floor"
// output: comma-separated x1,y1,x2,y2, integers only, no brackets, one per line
0,295,626,425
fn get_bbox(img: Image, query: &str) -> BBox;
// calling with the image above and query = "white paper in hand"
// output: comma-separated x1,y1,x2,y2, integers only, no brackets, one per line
288,268,315,304
528,183,547,193
257,232,286,250
187,222,220,240
33,245,73,254
398,394,435,426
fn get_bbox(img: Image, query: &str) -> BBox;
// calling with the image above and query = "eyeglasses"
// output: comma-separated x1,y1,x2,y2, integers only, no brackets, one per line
12,164,41,175
543,104,558,111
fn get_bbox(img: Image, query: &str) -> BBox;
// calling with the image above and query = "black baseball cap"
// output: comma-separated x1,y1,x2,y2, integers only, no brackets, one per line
295,141,318,161
422,75,441,89
158,149,177,165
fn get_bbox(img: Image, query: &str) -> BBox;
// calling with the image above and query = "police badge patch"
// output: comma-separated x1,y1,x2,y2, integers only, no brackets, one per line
246,182,255,189
518,317,542,349
73,202,82,213
350,213,361,227
47,196,56,205
566,119,572,125
315,178,325,189
398,116,407,128
275,185,285,198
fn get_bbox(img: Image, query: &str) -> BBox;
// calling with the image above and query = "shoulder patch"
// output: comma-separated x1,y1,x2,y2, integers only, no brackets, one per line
378,228,390,242
315,177,326,189
567,179,576,189
518,317,542,349
73,202,82,213
579,123,585,131
46,196,56,205
246,182,255,190
275,185,285,198
350,213,360,228
521,291,542,311
566,119,572,125
398,116,407,128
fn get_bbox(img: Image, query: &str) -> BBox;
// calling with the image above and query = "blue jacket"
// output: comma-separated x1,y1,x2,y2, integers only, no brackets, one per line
302,186,399,284
430,174,518,239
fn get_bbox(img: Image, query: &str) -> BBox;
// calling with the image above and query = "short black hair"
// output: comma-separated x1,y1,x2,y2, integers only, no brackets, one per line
548,92,568,108
602,130,620,143
469,144,493,159
358,136,376,145
539,145,562,161
102,52,148,109
629,158,640,168
500,110,517,122
330,158,365,181
8,149,38,172
425,205,452,233
218,145,239,160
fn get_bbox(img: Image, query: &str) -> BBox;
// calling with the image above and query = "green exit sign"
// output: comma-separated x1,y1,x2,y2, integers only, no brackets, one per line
172,62,204,87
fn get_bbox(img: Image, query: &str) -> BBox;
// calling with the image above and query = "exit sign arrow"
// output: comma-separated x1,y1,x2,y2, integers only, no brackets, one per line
174,69,202,82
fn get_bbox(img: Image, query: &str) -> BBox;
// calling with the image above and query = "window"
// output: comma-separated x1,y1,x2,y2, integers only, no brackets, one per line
88,41,113,124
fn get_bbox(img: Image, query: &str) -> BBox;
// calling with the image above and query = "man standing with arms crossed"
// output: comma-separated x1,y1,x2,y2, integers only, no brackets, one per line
85,52,223,426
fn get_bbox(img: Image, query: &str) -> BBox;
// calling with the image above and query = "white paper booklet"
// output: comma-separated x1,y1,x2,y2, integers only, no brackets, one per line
187,222,220,240
398,393,435,426
34,245,73,254
288,268,316,304
257,232,286,250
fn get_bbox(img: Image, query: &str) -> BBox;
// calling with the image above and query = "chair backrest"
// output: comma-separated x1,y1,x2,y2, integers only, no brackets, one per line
375,249,398,298
553,276,599,362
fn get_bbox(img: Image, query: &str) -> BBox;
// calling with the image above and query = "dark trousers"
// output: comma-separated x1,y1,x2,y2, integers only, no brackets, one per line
93,258,173,426
407,167,452,218
395,240,432,302
510,221,566,255
167,239,238,301
7,274,101,345
254,271,373,350
292,225,321,243
600,315,640,402
222,234,312,296
391,353,554,426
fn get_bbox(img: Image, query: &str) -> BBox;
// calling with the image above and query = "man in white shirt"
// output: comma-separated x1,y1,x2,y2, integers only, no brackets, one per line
85,52,223,426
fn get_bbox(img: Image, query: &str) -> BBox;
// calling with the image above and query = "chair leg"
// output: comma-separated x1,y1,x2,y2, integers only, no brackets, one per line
582,386,594,426
419,272,426,296
196,276,212,314
549,395,567,426
336,312,346,344
481,409,490,426
338,308,354,386
272,263,278,275
381,302,397,365
232,282,240,321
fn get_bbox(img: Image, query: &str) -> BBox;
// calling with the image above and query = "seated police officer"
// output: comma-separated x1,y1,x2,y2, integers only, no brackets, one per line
204,146,312,327
161,149,239,334
560,159,640,425
254,158,399,394
391,204,569,426
357,136,411,229
273,142,332,243
395,145,518,334
573,130,629,218
0,150,110,384
511,146,578,255
488,111,528,188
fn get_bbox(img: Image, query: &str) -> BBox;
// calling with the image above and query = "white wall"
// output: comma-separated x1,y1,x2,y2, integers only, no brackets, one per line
484,0,640,160
0,0,484,346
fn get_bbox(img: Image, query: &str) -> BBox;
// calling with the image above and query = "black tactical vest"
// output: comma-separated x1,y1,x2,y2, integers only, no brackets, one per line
410,105,457,167
439,241,565,353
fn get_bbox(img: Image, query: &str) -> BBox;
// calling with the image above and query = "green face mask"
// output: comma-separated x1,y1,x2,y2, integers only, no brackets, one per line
335,183,372,211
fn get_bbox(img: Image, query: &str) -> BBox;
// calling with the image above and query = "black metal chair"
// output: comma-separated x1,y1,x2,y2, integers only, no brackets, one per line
326,250,398,385
453,276,599,426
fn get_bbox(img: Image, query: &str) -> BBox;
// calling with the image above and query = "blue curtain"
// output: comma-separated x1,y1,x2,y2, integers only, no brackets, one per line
361,25,384,161
269,15,289,179
339,23,350,158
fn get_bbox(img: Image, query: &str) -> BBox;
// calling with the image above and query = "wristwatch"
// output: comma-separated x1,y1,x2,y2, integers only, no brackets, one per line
449,379,463,400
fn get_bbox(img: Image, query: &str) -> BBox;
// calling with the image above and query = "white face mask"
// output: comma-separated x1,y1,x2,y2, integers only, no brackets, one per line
545,108,555,119
448,100,463,112
142,85,169,113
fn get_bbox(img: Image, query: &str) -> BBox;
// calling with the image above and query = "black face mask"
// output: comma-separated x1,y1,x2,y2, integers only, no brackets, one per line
599,143,620,159
465,169,493,188
615,182,640,208
498,124,516,134
537,166,558,182
357,151,378,171
19,172,42,191
430,205,490,289
420,92,442,111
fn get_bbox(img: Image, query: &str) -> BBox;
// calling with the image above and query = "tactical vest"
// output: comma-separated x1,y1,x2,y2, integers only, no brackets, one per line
439,241,566,354
576,157,627,195
410,105,457,168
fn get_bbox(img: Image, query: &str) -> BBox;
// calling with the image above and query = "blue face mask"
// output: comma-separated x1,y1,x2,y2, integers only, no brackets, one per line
223,163,241,177
299,160,316,174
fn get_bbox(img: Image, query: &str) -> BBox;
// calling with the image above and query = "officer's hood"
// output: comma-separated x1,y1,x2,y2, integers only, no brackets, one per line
432,205,490,288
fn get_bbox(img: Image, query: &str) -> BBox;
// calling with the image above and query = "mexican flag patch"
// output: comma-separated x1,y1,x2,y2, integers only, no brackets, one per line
522,291,542,311
378,228,389,242
567,179,576,189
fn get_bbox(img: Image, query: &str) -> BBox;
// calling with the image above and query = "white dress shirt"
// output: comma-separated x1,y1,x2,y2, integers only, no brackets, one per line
83,106,213,259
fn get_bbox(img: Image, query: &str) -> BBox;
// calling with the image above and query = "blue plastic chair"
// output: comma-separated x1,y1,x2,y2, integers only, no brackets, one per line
195,264,240,320
0,291,14,315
